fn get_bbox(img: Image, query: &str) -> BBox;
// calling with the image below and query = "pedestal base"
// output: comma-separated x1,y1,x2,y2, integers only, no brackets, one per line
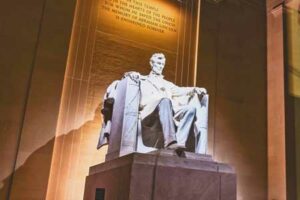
83,150,236,200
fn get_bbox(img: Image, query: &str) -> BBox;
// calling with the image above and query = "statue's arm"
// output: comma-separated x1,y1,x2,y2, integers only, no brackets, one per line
171,84,207,97
123,71,142,83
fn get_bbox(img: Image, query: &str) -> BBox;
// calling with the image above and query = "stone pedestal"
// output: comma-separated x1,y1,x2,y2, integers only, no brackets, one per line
83,150,236,200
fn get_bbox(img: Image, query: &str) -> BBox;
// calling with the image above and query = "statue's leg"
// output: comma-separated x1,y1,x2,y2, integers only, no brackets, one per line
191,95,208,154
194,107,208,154
175,106,196,146
195,127,208,154
157,98,177,147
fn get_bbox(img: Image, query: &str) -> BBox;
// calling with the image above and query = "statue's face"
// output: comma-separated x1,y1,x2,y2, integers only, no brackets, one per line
151,57,165,75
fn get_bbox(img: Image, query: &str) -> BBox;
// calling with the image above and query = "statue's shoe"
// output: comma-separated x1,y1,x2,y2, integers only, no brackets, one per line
166,141,186,150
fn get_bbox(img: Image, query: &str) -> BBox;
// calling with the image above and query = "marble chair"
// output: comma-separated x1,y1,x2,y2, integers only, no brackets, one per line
98,77,209,161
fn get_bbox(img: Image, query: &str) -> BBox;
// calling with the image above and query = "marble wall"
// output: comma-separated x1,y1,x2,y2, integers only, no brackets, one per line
284,0,300,199
0,0,77,199
197,0,268,199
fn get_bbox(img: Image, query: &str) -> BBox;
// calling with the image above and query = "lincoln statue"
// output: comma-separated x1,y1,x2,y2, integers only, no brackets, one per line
98,53,209,154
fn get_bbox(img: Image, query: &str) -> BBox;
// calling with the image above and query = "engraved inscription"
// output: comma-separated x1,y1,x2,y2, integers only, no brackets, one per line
100,0,178,33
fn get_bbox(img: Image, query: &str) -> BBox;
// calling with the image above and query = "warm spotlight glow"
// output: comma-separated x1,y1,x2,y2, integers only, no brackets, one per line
46,0,191,200
98,0,181,52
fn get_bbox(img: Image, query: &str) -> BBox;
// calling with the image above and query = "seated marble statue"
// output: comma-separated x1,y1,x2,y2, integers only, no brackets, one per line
98,53,208,154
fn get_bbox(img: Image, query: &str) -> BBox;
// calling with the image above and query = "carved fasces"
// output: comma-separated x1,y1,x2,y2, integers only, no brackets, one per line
97,80,119,149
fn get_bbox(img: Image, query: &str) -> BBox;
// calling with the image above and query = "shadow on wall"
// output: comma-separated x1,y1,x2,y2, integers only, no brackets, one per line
0,105,104,200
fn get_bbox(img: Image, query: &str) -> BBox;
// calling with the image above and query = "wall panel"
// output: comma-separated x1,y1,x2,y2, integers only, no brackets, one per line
197,0,267,199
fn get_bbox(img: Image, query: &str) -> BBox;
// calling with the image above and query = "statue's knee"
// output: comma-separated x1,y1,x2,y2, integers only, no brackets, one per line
159,98,172,106
187,106,196,114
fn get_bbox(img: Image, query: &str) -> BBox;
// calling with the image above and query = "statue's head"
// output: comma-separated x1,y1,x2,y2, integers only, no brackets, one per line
149,53,166,75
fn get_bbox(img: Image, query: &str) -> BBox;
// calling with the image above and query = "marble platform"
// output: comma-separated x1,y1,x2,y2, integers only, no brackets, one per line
83,150,236,200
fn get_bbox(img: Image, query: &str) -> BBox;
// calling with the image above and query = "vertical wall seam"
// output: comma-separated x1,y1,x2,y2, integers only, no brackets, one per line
6,0,49,199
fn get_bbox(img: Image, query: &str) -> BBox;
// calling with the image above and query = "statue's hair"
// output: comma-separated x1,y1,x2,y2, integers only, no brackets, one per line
150,53,166,63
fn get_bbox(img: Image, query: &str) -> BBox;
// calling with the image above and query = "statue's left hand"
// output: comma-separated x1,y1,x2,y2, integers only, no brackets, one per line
194,87,207,95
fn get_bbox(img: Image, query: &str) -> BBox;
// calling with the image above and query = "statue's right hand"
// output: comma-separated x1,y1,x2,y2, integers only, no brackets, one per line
123,71,141,82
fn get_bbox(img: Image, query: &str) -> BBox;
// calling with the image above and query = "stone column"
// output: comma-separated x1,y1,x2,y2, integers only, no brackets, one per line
267,1,287,199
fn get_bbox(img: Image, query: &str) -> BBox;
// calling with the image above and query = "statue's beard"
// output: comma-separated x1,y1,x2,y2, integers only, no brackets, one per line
151,68,163,76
